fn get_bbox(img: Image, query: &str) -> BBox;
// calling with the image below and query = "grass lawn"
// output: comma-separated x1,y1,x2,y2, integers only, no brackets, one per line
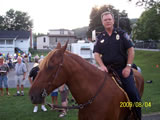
0,88,78,120
0,50,160,120
134,50,160,114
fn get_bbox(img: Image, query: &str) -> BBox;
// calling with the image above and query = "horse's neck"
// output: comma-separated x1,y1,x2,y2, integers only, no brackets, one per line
64,54,104,104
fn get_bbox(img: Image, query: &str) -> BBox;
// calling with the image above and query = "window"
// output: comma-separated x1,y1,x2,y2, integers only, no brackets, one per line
43,37,46,42
0,40,5,44
80,48,91,55
43,45,48,48
6,40,13,45
60,30,64,35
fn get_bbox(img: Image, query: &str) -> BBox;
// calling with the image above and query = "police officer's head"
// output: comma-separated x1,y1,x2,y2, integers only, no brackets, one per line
101,11,114,30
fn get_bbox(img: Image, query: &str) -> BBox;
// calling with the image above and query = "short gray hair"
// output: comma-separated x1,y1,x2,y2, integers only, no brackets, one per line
17,56,22,60
101,11,114,20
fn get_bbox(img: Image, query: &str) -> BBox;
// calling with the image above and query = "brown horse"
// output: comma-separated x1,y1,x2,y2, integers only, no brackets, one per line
29,42,144,120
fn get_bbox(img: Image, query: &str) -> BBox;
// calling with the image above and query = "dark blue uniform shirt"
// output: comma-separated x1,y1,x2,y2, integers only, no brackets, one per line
93,28,133,68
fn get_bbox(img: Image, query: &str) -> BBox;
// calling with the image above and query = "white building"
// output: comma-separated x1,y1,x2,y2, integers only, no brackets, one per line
0,31,32,55
36,29,76,50
36,36,49,49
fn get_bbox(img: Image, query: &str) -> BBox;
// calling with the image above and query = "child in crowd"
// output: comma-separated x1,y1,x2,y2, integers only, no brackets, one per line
51,88,59,110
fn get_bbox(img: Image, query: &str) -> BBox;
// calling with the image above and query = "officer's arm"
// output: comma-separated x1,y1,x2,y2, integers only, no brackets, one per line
127,47,135,67
94,52,108,72
94,52,104,67
122,47,134,78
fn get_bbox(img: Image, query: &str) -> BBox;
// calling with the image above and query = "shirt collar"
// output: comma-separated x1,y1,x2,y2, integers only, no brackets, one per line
103,28,117,37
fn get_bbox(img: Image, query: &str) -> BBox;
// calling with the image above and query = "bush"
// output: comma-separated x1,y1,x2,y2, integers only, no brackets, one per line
29,48,51,56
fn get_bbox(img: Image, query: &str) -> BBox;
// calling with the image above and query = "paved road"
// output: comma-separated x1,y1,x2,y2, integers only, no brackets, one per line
142,112,160,120
6,63,160,119
7,62,34,88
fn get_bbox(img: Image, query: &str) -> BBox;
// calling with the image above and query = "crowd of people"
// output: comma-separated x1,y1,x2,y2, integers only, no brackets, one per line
0,52,32,96
0,52,72,118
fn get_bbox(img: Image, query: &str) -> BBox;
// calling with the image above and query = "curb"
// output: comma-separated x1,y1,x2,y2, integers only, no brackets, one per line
143,112,160,117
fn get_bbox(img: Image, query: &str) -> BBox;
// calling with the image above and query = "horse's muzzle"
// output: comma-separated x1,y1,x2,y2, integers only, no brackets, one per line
30,95,44,104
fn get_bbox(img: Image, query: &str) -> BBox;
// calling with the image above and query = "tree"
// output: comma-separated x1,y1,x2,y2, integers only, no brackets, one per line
87,5,131,38
129,0,159,8
72,26,88,39
0,16,5,29
132,3,160,41
0,9,33,31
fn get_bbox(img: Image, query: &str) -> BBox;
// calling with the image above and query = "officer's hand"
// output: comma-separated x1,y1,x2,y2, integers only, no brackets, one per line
99,65,108,72
122,67,131,78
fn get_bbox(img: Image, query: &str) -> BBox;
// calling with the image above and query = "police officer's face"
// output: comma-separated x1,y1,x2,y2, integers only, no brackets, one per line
102,14,114,29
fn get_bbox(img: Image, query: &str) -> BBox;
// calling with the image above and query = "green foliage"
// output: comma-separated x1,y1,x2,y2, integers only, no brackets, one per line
0,16,5,29
0,9,33,31
133,4,160,41
130,0,159,8
29,48,35,54
31,49,51,57
87,5,132,38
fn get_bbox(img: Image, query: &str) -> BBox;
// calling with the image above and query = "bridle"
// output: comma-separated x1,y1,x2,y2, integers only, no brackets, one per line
41,55,64,97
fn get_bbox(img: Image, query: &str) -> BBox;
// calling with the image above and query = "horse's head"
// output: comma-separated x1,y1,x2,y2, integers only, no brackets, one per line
29,41,68,104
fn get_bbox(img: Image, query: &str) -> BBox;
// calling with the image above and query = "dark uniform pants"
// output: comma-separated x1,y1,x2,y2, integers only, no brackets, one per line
116,69,141,119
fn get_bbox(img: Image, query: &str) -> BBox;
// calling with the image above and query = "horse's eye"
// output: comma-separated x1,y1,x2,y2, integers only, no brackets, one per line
48,64,54,69
47,60,55,69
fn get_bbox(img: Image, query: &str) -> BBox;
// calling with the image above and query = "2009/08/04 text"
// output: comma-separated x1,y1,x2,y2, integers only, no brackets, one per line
120,102,152,108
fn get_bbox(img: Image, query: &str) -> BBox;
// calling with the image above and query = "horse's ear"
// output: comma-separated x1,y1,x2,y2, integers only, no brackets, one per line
56,42,61,49
61,40,69,53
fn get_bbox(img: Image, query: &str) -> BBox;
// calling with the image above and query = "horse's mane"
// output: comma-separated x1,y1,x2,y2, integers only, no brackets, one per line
39,49,101,74
65,51,100,73
39,49,57,70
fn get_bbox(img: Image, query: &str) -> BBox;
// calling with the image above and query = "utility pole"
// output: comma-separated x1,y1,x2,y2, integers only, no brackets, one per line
117,10,120,28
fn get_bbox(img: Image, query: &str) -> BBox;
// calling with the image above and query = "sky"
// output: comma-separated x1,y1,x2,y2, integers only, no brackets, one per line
0,0,145,34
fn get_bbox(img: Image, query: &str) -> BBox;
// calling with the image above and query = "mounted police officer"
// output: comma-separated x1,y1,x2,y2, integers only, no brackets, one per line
93,11,141,120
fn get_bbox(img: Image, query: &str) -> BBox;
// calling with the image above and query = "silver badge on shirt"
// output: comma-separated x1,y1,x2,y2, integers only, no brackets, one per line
116,34,120,40
100,39,104,43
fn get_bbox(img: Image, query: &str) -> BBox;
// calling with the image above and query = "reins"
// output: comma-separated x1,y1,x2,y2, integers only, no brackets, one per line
47,72,107,110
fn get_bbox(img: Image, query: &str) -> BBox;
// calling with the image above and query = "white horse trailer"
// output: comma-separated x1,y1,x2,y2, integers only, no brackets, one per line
71,42,95,63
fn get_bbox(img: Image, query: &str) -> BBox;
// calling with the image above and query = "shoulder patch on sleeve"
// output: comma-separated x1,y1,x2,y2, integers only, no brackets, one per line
94,37,99,46
123,33,131,41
